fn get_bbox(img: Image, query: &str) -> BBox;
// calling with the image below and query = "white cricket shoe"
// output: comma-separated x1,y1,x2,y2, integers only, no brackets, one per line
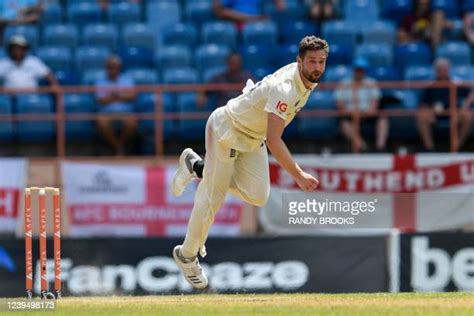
172,148,200,197
173,245,208,289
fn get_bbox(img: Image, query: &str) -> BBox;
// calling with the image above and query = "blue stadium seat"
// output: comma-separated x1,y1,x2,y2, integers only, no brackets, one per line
108,2,140,26
67,2,102,24
125,69,158,85
253,67,273,80
162,23,198,48
185,1,214,26
432,0,459,19
264,1,307,28
241,44,276,69
355,43,393,67
324,65,353,83
242,21,278,45
76,46,110,72
436,41,471,66
81,69,104,85
361,21,396,45
343,0,380,25
41,3,63,26
163,67,199,84
54,70,79,85
279,44,298,67
195,44,230,73
202,66,226,82
325,43,353,66
4,25,38,48
64,93,95,140
177,93,209,140
280,20,318,45
202,22,237,49
395,42,432,69
368,66,400,82
146,1,181,45
118,46,154,70
451,65,474,81
298,91,338,139
135,93,175,139
322,21,357,49
82,24,118,51
382,0,412,22
36,46,72,72
387,90,419,139
155,45,192,75
43,24,79,48
122,23,156,51
404,66,434,81
0,96,14,141
16,94,54,142
465,0,474,11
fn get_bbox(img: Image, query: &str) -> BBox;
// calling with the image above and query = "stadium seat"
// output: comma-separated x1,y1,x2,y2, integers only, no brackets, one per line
146,1,181,45
185,1,214,26
444,19,464,41
125,69,158,85
382,0,412,22
43,24,79,48
163,67,199,84
280,20,318,45
322,21,357,49
202,66,226,82
81,69,104,85
465,0,474,11
0,96,14,141
4,25,38,48
118,46,154,70
451,65,474,81
241,44,276,69
367,66,400,82
16,94,55,142
324,65,353,83
41,3,63,26
325,43,353,66
64,93,96,140
404,65,434,81
155,45,192,75
162,23,198,49
432,0,459,19
264,1,307,28
122,23,156,51
135,93,175,139
253,67,273,80
298,91,338,139
54,70,79,85
242,21,278,45
202,22,237,49
355,43,393,67
82,24,118,51
177,93,209,140
76,46,110,72
67,2,102,24
195,44,230,74
361,21,397,45
108,2,140,26
279,44,299,67
36,46,72,72
395,42,432,70
343,0,380,25
436,41,471,66
386,89,419,139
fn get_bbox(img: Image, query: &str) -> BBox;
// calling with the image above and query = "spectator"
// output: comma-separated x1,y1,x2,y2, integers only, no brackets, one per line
213,0,286,29
398,0,453,47
463,10,474,46
0,35,58,90
335,58,388,152
198,52,255,108
305,0,339,21
417,58,472,151
95,55,137,156
0,0,44,31
97,0,140,11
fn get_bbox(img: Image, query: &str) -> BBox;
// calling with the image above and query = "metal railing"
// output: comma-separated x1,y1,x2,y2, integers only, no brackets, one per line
0,80,472,157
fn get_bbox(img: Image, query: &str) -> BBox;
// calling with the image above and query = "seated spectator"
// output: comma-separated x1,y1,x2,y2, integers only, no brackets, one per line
335,58,388,152
95,55,137,156
398,0,453,47
463,10,474,46
198,52,255,108
305,0,339,21
417,58,472,151
0,35,58,90
0,0,44,35
213,0,286,29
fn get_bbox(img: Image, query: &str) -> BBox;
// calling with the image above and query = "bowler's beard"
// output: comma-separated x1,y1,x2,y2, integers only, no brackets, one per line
302,67,322,83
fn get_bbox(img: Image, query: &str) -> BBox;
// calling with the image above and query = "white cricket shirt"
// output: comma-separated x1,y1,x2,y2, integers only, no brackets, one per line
0,55,50,89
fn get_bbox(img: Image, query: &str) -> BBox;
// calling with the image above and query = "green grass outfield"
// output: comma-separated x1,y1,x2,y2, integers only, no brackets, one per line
1,293,473,316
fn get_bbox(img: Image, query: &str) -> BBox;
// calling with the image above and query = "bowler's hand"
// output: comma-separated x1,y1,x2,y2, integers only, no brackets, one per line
295,172,319,192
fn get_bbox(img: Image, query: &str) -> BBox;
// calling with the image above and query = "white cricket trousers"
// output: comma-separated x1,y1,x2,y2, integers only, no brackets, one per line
181,107,270,258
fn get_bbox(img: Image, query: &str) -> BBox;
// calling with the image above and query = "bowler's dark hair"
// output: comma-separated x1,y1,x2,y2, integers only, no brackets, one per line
298,36,329,59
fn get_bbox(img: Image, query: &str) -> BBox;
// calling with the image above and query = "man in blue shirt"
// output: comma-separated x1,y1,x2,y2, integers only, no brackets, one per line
95,55,137,155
